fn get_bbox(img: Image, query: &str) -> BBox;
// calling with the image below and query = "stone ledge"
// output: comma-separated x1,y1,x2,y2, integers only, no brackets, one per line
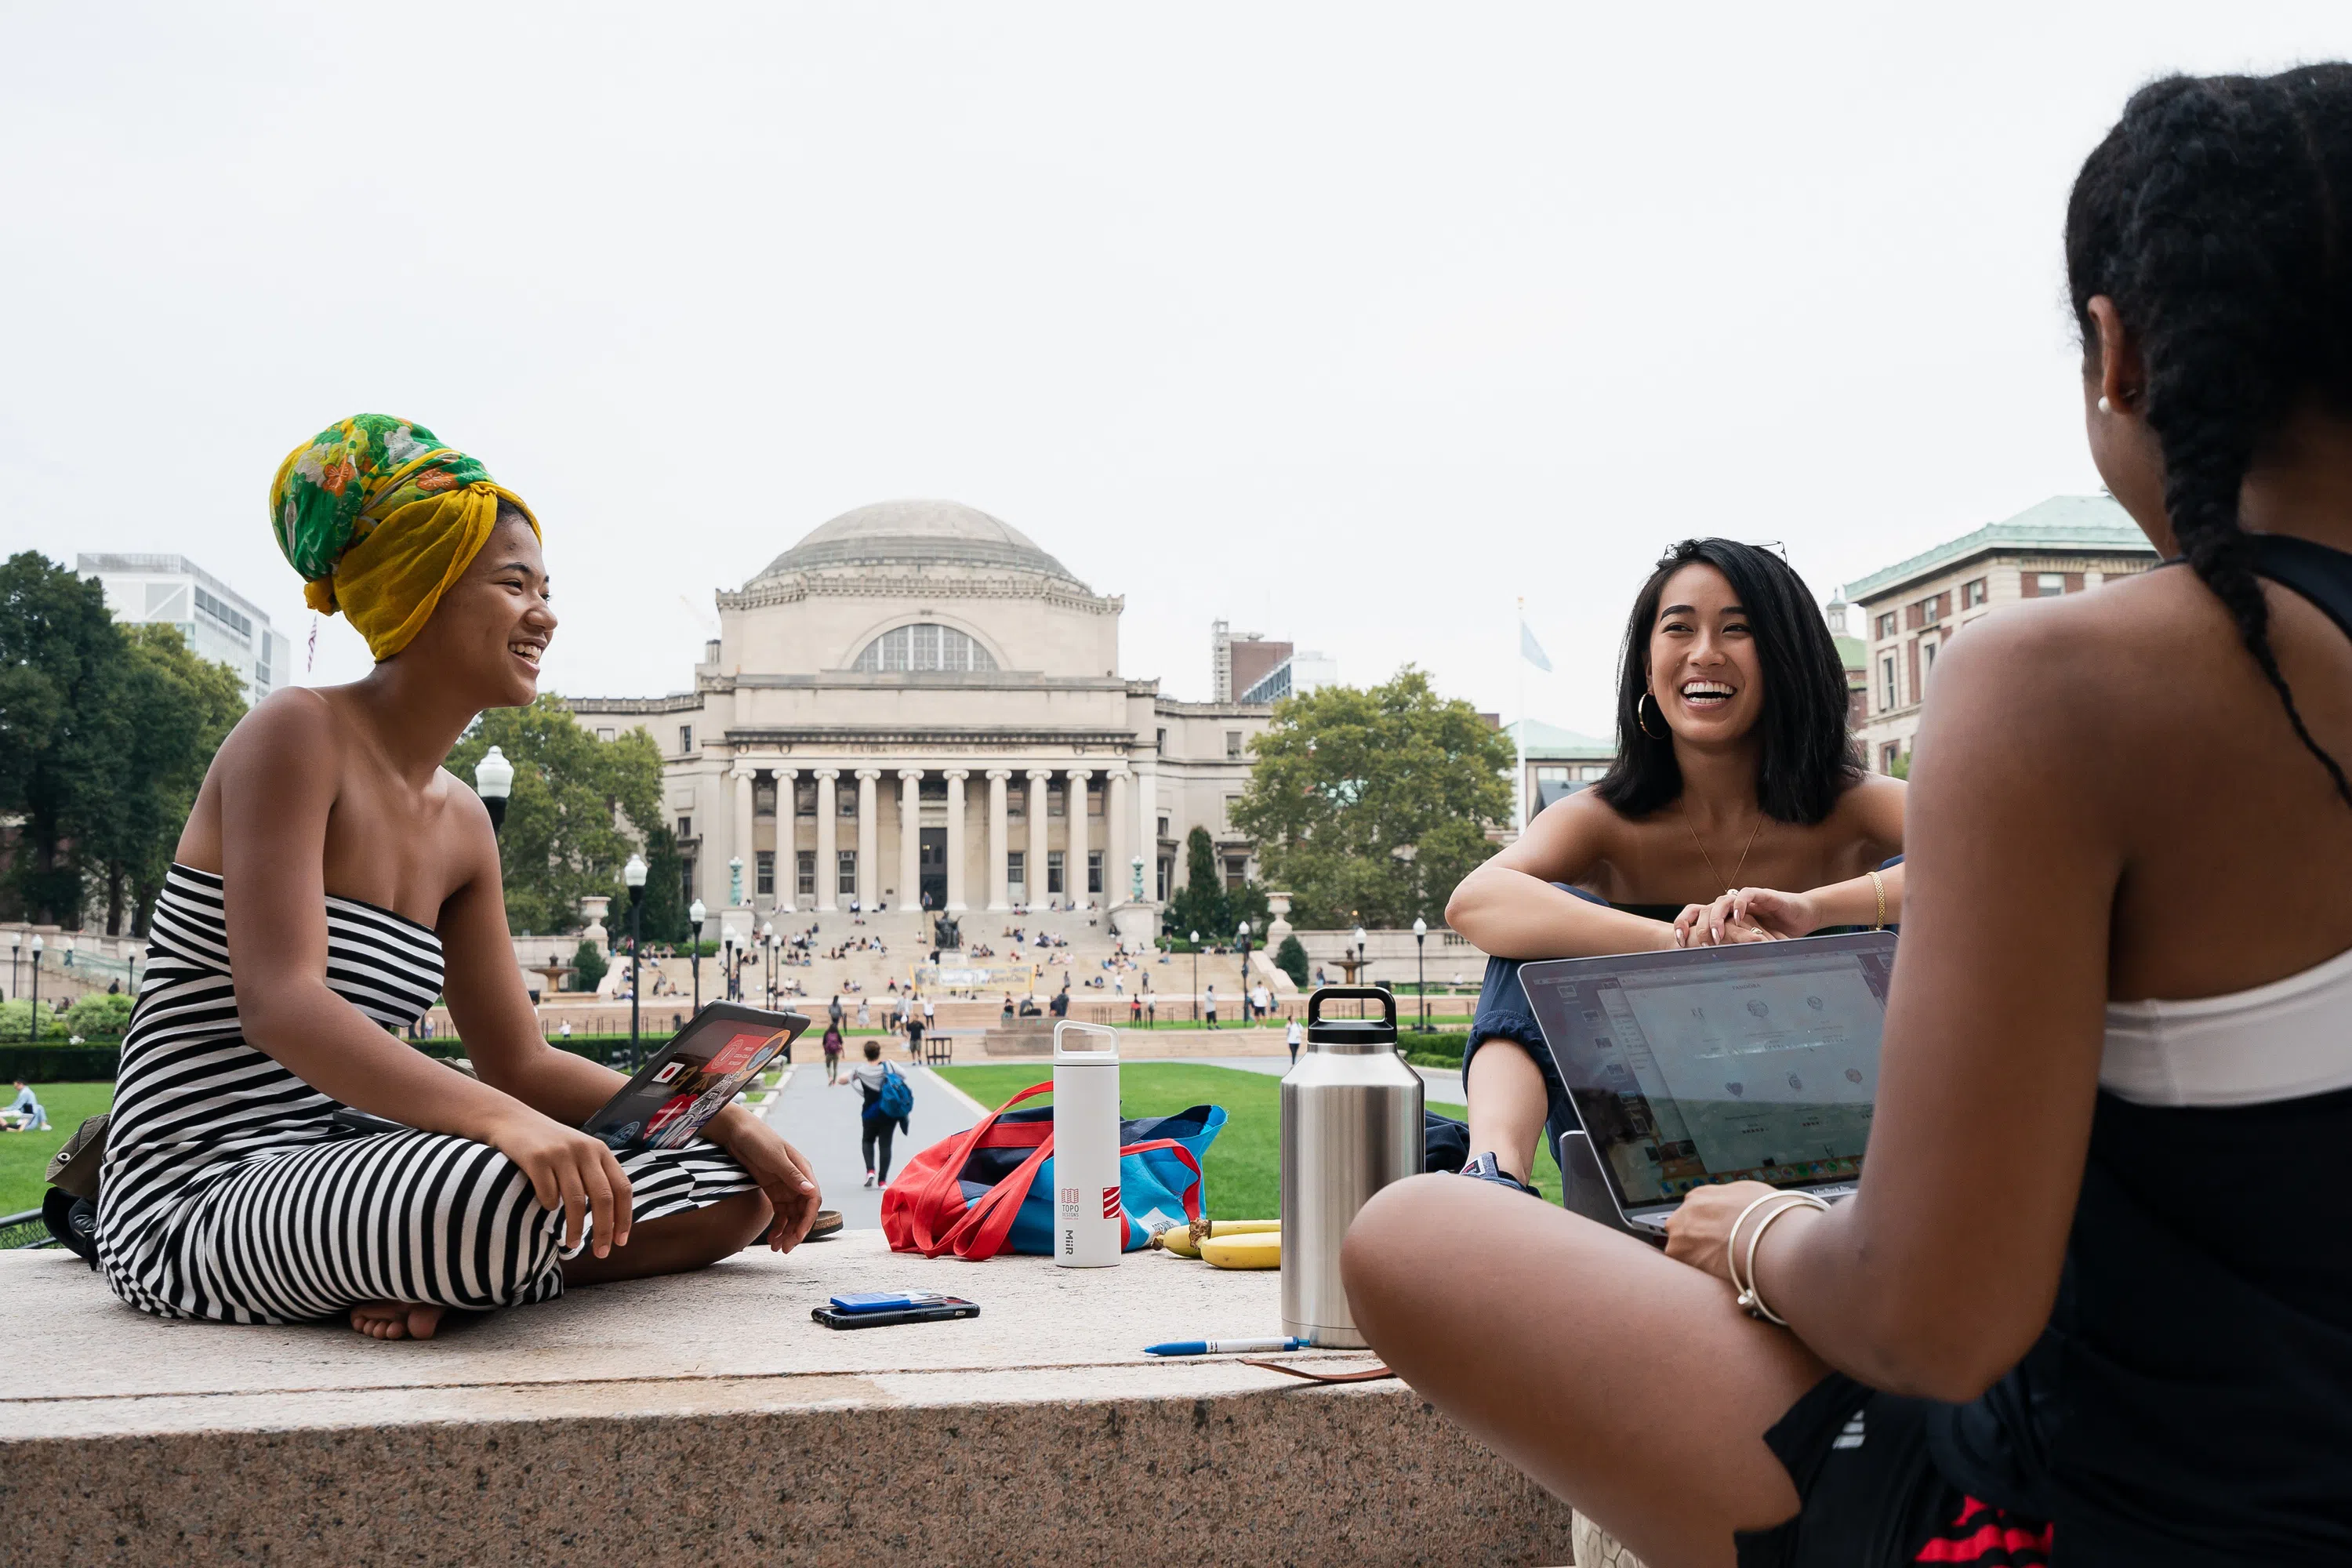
0,1233,1574,1566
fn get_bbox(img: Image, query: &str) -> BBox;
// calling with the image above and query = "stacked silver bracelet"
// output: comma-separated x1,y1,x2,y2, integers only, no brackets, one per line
1726,1191,1830,1325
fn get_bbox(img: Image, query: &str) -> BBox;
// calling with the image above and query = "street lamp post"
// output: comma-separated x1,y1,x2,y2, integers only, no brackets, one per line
27,935,44,1042
623,854,648,1067
1412,916,1428,1033
474,746,514,833
1189,930,1200,1025
7,931,17,1003
1353,924,1368,989
689,898,707,1014
762,920,776,1010
1236,920,1252,1019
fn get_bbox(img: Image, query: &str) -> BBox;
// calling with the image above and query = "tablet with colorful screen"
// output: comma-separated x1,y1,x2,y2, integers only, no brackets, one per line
581,1003,809,1151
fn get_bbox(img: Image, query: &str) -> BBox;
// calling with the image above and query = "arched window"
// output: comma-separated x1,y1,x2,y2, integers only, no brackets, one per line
851,622,999,673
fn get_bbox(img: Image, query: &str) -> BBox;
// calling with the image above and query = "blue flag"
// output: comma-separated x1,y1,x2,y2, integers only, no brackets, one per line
1519,619,1552,673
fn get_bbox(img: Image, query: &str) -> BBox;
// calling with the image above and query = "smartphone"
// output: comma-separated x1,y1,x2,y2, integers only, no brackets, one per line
829,1290,951,1314
811,1298,978,1330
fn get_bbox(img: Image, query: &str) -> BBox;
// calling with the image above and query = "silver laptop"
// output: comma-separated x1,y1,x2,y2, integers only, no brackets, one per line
1520,931,1895,1235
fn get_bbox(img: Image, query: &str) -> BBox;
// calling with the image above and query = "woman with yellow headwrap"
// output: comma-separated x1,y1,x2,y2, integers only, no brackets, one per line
270,413,543,662
94,414,825,1341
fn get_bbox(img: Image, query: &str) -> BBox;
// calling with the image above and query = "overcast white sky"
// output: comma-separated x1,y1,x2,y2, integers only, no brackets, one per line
9,5,2352,735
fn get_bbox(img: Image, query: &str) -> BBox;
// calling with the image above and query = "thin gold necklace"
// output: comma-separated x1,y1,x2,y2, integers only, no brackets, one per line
1685,808,1766,895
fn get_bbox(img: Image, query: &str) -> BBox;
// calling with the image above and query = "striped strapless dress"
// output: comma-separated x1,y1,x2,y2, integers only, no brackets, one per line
96,864,755,1323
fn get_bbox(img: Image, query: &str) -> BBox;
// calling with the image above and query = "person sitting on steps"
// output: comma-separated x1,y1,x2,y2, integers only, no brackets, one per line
1444,537,1906,1196
95,416,821,1343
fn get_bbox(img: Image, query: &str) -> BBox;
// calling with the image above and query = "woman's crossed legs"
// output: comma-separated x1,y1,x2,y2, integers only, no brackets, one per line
1342,1174,1823,1568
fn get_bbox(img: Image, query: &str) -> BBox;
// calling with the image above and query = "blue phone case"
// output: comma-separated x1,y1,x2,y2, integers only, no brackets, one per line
829,1290,949,1314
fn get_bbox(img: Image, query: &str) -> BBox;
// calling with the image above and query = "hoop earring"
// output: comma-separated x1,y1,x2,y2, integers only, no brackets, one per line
1638,691,1669,740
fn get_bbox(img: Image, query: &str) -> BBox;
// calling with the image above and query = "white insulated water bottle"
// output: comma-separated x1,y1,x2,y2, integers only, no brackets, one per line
1052,1021,1123,1268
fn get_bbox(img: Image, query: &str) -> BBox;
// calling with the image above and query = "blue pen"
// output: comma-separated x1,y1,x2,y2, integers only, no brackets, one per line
1145,1336,1308,1356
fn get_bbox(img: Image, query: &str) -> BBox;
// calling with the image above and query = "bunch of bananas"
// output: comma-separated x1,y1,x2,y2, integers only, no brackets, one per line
1149,1218,1280,1269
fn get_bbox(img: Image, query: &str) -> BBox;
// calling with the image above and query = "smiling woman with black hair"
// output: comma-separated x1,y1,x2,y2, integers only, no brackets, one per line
1444,538,1906,1195
1346,64,2352,1567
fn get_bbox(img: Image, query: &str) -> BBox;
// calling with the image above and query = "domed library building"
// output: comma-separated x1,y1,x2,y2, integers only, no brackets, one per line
569,500,1273,942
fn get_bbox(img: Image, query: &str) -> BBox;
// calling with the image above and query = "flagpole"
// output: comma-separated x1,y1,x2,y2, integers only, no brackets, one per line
1516,596,1528,837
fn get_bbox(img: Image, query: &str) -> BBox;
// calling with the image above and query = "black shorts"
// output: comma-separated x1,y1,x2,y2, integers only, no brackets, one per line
1735,1374,2052,1568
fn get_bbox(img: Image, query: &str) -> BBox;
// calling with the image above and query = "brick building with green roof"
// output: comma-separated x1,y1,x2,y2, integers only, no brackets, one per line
1844,495,2157,772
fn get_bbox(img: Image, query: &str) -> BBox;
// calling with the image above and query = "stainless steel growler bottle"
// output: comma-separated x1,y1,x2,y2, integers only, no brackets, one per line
1280,985,1424,1348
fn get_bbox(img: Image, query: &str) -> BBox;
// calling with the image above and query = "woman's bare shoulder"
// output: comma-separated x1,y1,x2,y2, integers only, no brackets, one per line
1935,571,2218,731
1524,785,1636,852
214,685,344,775
1828,771,1906,843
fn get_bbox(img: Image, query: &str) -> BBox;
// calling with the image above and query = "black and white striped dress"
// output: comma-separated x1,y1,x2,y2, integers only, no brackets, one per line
96,864,756,1323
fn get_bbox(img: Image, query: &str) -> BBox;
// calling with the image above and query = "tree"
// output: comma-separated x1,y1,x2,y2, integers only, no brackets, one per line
446,697,666,936
83,625,246,935
1163,826,1226,939
1230,666,1515,928
0,555,127,925
637,821,690,946
572,938,608,993
1274,933,1309,988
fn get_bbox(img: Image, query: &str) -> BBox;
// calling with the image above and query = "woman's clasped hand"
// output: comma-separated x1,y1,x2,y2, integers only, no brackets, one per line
1671,885,1823,946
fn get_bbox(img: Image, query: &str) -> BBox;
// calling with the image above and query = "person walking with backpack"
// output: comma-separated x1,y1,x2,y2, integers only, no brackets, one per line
850,1041,910,1186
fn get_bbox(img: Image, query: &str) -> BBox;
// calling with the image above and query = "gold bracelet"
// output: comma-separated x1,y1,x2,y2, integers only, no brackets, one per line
1869,869,1886,930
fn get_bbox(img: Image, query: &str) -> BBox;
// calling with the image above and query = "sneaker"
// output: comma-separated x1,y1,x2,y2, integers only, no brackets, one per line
862,1172,876,1188
1458,1151,1542,1198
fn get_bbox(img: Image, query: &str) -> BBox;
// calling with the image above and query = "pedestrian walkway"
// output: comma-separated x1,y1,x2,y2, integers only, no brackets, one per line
1192,1055,1465,1104
768,1058,982,1230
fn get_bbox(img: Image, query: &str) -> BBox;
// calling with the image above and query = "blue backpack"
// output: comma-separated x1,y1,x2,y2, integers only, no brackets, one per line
877,1065,914,1120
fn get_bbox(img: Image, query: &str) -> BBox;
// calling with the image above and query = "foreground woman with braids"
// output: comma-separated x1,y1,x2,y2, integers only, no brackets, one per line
97,416,822,1340
1344,67,2352,1566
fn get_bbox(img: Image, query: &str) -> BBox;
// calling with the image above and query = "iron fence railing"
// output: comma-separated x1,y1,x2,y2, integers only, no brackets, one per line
1,1208,53,1250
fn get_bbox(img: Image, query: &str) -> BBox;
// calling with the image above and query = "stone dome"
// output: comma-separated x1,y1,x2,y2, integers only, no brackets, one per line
753,499,1082,585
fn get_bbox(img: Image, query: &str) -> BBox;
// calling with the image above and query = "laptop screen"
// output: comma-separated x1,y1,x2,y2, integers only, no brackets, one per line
1519,932,1895,1210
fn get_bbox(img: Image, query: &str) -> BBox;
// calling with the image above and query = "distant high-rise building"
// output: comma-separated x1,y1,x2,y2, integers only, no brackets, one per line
77,554,289,707
1238,649,1338,705
1210,619,1293,703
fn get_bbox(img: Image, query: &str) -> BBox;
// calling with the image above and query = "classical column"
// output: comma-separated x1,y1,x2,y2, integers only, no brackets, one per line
1066,768,1094,909
1134,757,1159,902
898,768,923,913
1105,768,1131,904
772,768,798,913
729,760,756,910
944,769,970,912
986,769,1012,911
855,768,881,910
1025,768,1053,911
814,768,839,913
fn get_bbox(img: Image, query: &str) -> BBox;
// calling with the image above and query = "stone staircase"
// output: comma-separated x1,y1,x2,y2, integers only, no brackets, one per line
588,905,1162,1014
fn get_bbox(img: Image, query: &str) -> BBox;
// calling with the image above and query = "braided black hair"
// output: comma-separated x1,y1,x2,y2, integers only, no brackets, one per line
1592,538,1862,825
2067,67,2352,808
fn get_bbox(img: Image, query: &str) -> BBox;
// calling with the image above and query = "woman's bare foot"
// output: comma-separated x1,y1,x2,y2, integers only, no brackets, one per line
350,1301,446,1340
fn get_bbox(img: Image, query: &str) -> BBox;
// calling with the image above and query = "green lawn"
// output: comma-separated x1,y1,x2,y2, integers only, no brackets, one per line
0,1083,113,1216
935,1063,1563,1221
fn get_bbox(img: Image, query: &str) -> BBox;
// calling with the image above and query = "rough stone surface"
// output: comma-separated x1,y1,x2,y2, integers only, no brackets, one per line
1,1231,1575,1565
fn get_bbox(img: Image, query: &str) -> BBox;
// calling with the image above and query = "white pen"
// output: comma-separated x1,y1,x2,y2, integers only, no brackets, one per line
1144,1336,1308,1356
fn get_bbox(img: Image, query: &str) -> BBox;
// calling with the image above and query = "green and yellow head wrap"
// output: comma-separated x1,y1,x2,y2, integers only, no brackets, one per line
269,414,541,662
